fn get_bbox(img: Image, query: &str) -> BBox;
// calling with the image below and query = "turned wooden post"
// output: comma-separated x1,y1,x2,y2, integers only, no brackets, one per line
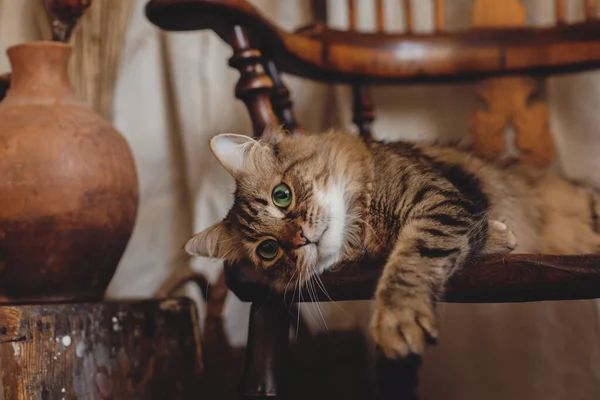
228,25,279,137
227,24,294,400
352,82,375,139
265,60,303,133
240,298,290,400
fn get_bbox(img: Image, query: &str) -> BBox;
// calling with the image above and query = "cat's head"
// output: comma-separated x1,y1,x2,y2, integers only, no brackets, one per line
185,129,368,291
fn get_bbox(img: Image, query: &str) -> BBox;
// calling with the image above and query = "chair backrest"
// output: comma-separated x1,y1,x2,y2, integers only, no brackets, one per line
315,0,446,32
146,0,600,164
314,0,597,31
301,0,583,164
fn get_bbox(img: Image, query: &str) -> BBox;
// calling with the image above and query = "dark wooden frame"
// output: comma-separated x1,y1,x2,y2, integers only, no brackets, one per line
145,1,600,398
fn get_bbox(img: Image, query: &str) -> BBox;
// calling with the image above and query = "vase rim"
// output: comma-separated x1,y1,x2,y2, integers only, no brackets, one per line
7,41,71,53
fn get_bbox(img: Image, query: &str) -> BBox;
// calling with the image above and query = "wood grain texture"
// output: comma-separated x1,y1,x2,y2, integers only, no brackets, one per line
145,0,600,84
0,298,203,400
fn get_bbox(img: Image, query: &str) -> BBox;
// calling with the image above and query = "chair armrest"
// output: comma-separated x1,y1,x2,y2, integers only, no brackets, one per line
225,254,600,303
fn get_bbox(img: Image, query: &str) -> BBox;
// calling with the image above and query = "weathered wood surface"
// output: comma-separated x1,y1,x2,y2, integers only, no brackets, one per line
0,298,203,400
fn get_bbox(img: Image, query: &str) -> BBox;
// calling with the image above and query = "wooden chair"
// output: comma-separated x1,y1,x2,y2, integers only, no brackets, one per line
145,0,600,398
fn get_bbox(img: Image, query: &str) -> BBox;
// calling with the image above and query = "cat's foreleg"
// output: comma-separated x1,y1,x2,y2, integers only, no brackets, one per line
369,217,472,359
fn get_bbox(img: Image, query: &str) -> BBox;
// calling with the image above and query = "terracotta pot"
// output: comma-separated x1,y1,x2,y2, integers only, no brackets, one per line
0,41,139,303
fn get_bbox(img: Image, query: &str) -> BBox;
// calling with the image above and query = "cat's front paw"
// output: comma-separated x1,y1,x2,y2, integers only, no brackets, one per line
482,219,517,255
369,296,438,358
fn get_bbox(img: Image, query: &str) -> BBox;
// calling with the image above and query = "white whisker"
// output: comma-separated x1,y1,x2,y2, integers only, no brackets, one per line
283,269,297,309
309,277,330,335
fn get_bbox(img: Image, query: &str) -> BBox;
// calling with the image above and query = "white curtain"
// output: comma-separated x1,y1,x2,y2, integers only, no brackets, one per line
2,1,600,399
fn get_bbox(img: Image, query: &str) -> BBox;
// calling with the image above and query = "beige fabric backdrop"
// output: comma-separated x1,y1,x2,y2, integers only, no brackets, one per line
1,1,600,399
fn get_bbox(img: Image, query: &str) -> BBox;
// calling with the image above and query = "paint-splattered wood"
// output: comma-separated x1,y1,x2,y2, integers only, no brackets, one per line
0,298,203,400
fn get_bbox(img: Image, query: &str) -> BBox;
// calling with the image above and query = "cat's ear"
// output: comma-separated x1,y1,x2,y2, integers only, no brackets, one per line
210,133,260,176
185,222,237,259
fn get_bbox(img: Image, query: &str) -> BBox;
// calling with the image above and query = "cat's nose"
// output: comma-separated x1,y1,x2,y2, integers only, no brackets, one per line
292,229,308,248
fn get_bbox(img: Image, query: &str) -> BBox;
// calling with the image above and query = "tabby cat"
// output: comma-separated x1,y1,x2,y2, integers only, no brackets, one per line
185,128,600,359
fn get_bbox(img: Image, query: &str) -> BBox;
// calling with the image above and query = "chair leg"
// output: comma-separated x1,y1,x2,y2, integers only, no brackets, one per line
376,354,421,400
240,297,290,399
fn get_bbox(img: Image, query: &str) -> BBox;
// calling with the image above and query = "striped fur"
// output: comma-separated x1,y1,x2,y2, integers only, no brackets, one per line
186,128,600,359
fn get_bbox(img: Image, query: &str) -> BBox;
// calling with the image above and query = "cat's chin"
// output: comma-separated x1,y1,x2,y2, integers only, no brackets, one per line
315,227,343,268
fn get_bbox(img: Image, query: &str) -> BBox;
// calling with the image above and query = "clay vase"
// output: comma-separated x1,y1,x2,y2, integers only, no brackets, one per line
0,41,139,303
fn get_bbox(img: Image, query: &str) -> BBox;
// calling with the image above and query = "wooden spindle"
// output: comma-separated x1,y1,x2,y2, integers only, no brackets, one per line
228,25,279,137
376,0,385,31
556,0,566,24
435,0,445,31
311,0,327,24
348,0,357,30
586,0,597,20
352,83,375,139
405,0,413,33
241,298,290,399
265,60,303,133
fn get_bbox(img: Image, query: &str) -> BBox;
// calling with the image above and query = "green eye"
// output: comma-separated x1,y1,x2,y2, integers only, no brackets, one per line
257,239,279,261
272,183,292,208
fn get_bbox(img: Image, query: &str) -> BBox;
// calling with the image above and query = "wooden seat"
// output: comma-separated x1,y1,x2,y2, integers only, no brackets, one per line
145,0,600,398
